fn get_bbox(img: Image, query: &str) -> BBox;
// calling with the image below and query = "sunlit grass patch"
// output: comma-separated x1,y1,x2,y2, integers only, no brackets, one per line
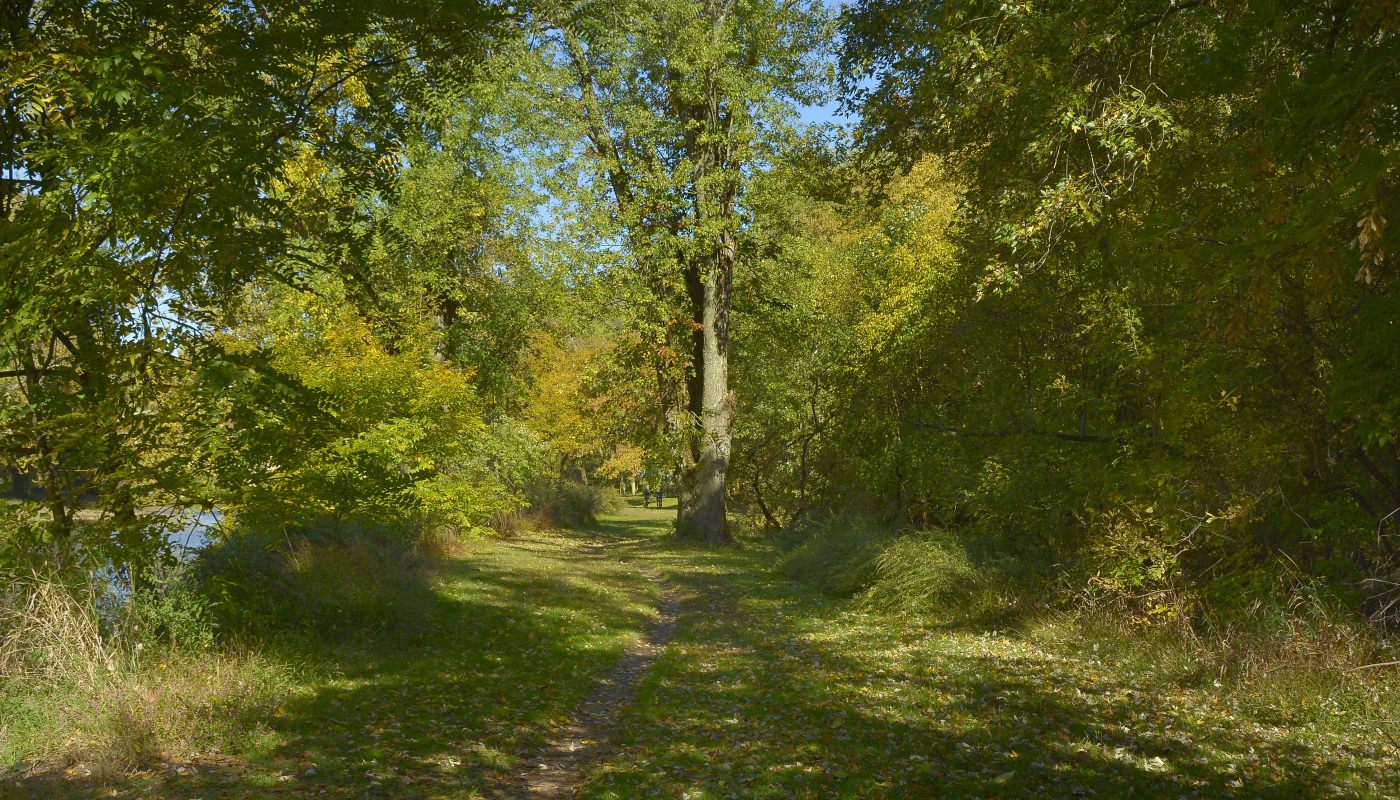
4,526,660,798
581,528,1400,800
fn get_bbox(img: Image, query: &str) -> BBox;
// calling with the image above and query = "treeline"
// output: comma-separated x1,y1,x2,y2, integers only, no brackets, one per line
1,0,831,580
733,0,1400,634
2,0,1398,777
0,0,837,773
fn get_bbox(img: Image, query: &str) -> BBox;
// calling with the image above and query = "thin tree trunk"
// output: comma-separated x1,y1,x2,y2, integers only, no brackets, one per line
18,350,72,544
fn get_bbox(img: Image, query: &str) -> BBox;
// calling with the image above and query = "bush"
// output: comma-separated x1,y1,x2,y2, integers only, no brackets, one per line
527,481,624,528
197,516,439,640
127,579,217,652
223,290,517,538
780,517,894,596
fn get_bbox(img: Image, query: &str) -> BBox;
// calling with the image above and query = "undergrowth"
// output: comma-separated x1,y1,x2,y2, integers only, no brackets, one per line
0,515,471,780
525,481,624,529
0,572,291,779
779,515,892,596
779,517,1400,740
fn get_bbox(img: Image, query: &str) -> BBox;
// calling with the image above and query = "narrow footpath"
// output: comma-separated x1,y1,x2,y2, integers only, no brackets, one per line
9,502,1396,800
505,559,682,799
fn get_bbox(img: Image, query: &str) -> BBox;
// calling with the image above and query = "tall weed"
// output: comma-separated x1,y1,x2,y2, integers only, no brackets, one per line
780,517,895,596
0,573,288,777
527,481,624,528
199,519,440,639
859,531,982,613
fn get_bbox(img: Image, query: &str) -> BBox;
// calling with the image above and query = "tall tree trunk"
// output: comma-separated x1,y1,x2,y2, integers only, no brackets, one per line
559,10,738,545
676,234,733,543
675,59,736,545
675,239,707,531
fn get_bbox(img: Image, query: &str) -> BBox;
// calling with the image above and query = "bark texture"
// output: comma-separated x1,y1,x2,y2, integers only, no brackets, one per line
673,2,737,545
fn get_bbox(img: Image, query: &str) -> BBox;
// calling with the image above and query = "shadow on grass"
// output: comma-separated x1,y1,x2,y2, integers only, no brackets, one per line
16,510,1371,800
582,557,1393,800
5,534,658,800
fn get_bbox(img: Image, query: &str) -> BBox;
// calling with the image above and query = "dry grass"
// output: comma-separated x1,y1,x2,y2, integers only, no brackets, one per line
779,524,1399,741
489,508,550,537
1024,596,1399,739
0,575,124,690
273,534,439,633
0,573,291,779
416,527,474,560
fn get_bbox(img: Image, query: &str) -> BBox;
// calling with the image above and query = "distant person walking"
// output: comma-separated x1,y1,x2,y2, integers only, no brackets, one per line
655,486,664,507
642,487,651,508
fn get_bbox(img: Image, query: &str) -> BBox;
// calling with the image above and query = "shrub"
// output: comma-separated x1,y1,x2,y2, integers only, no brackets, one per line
127,579,216,652
528,481,624,528
780,517,894,596
222,290,516,537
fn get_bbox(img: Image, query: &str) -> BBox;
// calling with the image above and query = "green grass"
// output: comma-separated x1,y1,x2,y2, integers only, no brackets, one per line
581,509,1400,800
5,527,658,799
7,503,1397,799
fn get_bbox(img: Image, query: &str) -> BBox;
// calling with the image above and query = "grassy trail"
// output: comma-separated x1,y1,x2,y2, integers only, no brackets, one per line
9,518,667,800
576,506,1398,800
10,503,1397,799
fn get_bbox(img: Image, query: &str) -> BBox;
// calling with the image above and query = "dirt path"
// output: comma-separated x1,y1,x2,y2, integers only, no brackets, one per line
500,559,682,799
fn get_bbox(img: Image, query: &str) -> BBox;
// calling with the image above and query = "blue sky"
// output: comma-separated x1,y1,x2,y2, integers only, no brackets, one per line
798,98,848,127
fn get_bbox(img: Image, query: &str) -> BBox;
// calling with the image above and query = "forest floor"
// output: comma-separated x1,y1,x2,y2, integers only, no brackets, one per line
7,502,1398,799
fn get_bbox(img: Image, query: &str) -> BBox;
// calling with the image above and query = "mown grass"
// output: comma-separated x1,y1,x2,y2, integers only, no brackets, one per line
3,527,658,799
581,510,1400,800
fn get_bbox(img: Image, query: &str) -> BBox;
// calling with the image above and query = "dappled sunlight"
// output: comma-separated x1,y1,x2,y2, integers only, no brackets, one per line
581,541,1396,800
6,1,1397,797
9,510,1396,800
13,531,657,799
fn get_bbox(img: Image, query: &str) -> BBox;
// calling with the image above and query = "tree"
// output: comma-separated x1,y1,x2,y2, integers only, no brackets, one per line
0,0,501,573
534,0,830,543
524,333,607,482
217,276,516,535
833,0,1400,621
